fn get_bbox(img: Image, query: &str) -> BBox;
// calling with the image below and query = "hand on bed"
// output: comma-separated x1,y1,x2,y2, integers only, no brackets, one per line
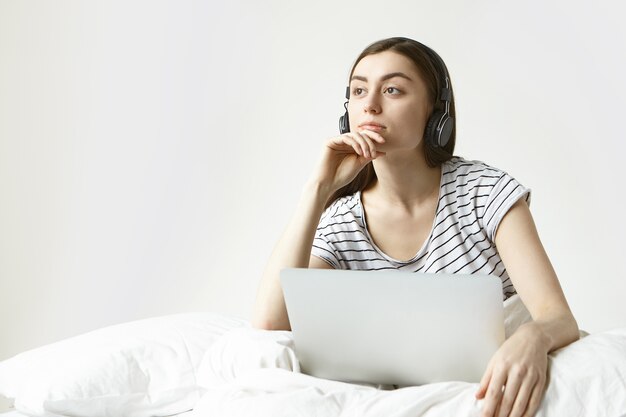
475,323,549,417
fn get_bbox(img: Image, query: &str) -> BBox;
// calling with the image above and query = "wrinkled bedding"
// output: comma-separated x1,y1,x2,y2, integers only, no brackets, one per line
1,295,625,417
189,325,626,417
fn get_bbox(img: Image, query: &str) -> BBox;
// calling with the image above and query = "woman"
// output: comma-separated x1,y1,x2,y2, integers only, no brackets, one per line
251,36,579,417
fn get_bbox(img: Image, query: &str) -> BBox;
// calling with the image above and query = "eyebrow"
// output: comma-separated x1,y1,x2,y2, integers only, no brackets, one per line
350,72,413,83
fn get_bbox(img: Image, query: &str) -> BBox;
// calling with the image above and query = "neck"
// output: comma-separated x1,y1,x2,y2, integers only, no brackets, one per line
366,145,442,215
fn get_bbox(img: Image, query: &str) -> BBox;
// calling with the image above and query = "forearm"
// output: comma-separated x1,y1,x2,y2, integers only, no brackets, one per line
518,313,580,354
251,180,332,330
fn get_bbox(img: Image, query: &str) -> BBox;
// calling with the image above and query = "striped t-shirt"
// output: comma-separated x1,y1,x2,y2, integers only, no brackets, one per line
311,155,532,301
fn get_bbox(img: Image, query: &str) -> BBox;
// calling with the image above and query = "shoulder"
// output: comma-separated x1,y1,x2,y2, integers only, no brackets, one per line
442,155,507,181
440,156,530,213
443,156,530,197
317,193,361,231
443,156,533,241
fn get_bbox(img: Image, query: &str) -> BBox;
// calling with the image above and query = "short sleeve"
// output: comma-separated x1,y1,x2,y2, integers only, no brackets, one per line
483,172,532,243
311,209,340,269
311,234,340,269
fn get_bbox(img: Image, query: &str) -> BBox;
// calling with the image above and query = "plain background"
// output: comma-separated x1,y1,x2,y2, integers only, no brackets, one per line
1,0,625,376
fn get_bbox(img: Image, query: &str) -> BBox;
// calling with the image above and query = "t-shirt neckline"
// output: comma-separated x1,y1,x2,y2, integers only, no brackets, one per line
356,163,447,265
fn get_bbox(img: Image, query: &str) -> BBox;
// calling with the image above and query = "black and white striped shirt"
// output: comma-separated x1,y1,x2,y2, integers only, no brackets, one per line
311,156,532,301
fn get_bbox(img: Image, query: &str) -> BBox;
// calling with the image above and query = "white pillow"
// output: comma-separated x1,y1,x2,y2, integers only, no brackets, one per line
503,294,589,339
0,312,249,417
503,294,533,338
197,327,300,389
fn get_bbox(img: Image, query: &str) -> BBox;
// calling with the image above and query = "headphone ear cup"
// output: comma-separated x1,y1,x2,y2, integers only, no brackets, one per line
339,111,350,134
424,111,443,148
438,115,454,148
424,111,453,148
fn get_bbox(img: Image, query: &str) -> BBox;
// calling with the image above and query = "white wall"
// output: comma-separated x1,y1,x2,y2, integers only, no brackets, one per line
1,0,625,362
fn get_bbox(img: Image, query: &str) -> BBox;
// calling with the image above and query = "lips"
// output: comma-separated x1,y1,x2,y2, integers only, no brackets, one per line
358,122,386,131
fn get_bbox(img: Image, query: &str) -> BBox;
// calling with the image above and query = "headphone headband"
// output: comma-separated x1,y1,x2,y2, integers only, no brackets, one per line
415,40,451,110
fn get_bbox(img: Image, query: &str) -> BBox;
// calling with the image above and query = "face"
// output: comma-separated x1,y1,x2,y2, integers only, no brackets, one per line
348,50,432,153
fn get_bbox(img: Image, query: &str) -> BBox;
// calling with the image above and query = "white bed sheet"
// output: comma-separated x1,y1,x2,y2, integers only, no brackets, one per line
2,296,624,417
0,411,196,417
187,326,626,417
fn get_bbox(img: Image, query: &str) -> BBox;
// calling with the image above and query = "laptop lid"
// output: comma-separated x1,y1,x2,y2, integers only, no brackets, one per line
280,268,505,386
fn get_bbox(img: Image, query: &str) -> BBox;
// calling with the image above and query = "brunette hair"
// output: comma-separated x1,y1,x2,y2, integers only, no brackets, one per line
324,37,456,210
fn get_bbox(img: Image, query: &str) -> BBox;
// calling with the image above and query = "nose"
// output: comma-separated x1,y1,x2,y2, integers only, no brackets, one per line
362,93,382,114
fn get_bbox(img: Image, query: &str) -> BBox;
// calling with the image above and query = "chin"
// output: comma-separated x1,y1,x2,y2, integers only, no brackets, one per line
386,143,425,157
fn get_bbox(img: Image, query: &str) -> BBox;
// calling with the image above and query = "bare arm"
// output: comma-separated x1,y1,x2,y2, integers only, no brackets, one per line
494,198,579,349
476,198,580,417
250,129,387,331
250,181,333,331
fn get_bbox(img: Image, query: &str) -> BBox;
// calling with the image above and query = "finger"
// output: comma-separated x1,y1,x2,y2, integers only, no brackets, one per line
357,128,386,144
480,370,506,417
341,135,384,159
492,384,509,417
328,134,363,153
358,131,378,157
327,136,355,154
507,377,534,417
496,370,525,417
341,136,364,157
476,363,493,399
521,378,546,417
346,132,370,158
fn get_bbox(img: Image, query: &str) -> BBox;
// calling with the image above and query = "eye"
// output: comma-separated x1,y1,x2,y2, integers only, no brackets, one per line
385,87,401,94
352,87,364,96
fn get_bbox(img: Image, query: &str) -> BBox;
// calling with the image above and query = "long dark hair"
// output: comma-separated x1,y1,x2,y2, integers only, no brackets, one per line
324,37,456,210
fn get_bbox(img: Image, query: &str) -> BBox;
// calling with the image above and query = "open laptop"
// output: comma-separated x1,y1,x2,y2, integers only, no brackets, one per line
280,268,505,386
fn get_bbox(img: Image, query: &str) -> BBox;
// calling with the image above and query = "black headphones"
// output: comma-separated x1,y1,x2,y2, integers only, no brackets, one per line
339,41,454,149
